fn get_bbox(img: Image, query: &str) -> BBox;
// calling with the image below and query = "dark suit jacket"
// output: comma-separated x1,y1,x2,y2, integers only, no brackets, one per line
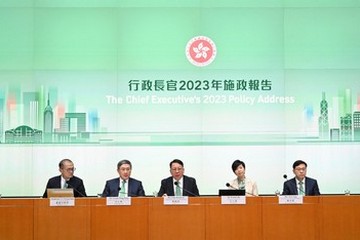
102,177,145,197
282,177,320,196
158,175,199,197
43,175,87,198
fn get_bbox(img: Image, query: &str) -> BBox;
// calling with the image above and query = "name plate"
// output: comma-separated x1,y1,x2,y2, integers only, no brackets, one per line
221,196,246,205
278,195,303,204
106,197,132,206
164,196,189,205
49,197,75,207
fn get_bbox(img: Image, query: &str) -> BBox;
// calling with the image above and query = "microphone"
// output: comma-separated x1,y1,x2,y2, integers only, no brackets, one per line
283,174,288,180
102,187,130,197
174,181,198,197
117,187,127,197
226,182,237,189
66,181,87,197
117,187,136,197
226,183,256,196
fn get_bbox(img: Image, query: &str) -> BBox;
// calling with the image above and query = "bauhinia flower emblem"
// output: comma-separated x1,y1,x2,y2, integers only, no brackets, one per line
193,42,210,59
186,36,217,67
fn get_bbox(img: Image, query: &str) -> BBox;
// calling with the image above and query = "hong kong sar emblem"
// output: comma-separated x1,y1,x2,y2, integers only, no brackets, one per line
185,36,217,67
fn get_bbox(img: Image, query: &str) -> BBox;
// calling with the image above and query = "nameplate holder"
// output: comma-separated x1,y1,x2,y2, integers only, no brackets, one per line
106,197,132,206
49,197,75,207
164,196,189,205
221,195,246,205
278,195,303,204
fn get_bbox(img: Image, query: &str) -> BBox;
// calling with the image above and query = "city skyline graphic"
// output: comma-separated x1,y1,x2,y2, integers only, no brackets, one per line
0,85,359,145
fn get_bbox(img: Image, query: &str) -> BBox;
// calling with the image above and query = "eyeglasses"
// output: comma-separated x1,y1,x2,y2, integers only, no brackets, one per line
62,167,76,172
294,167,306,171
171,168,183,172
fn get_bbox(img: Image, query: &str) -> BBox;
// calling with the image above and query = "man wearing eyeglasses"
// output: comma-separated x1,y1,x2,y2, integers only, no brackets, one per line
158,159,199,197
42,158,87,198
101,159,145,197
282,160,320,196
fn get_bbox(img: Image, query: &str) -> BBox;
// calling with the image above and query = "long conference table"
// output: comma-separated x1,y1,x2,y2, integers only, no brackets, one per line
1,196,359,240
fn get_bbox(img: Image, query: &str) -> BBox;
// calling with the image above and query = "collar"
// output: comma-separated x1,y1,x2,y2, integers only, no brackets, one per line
295,177,305,185
173,177,183,184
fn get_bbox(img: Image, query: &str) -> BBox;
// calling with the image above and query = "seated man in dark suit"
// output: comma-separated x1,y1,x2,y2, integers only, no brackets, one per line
102,159,145,197
43,158,87,197
282,160,320,196
158,159,199,197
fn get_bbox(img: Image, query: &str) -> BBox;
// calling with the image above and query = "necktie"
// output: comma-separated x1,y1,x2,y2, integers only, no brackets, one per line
119,180,126,197
175,181,181,196
63,181,68,189
299,181,305,195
